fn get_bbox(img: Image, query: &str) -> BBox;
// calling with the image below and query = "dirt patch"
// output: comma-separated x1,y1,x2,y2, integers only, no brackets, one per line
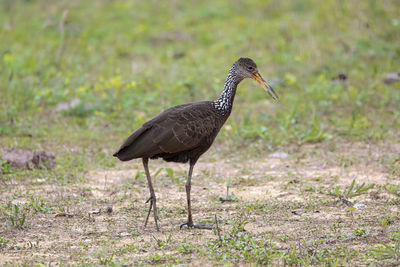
1,141,399,265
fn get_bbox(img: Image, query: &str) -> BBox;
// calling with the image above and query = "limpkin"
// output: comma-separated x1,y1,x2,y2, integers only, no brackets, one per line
113,58,278,230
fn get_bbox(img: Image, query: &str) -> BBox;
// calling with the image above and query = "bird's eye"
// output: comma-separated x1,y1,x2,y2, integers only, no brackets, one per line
248,66,254,71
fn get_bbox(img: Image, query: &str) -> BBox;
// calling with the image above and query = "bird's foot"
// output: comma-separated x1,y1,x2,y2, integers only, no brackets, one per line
180,221,214,230
144,195,160,231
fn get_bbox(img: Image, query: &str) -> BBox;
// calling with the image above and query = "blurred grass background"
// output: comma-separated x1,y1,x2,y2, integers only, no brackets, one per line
0,0,399,167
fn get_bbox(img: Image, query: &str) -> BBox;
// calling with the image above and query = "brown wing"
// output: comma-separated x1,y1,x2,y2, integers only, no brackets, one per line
113,101,219,161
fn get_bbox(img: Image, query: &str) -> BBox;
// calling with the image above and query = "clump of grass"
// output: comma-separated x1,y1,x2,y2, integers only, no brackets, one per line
25,195,52,214
0,237,9,250
6,204,26,229
328,179,374,205
217,178,239,203
206,214,282,265
369,241,400,265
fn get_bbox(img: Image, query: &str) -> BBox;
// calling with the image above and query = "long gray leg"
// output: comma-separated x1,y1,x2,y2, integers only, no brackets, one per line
186,163,195,226
180,161,213,230
142,158,159,231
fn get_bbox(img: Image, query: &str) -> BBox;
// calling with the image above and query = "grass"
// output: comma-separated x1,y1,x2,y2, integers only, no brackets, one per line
0,0,400,265
1,0,399,153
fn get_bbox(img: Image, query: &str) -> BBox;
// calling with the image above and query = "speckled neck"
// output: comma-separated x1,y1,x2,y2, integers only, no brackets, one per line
212,65,243,115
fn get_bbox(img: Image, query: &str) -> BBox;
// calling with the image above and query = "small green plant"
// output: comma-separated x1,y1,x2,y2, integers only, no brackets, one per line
6,204,26,229
353,228,369,237
378,215,395,227
217,178,239,203
135,171,144,181
98,252,125,266
206,214,283,264
0,159,12,174
178,243,194,254
0,237,9,250
370,241,400,265
388,158,400,177
328,179,374,204
165,168,174,180
385,184,400,197
25,196,52,214
299,118,327,144
152,234,173,250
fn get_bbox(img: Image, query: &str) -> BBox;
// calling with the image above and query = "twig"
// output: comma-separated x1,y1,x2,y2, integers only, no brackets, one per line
340,196,354,207
151,234,162,247
56,9,69,68
104,174,108,192
215,214,222,243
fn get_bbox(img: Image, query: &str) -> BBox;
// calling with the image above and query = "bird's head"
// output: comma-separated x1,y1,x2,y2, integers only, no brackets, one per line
233,57,278,100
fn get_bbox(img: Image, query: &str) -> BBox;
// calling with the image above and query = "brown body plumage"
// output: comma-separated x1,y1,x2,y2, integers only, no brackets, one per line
115,101,227,163
113,58,278,230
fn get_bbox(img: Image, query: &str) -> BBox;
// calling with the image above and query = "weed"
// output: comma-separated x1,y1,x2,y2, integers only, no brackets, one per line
98,253,126,266
178,243,194,254
369,241,400,265
152,234,173,250
217,181,239,202
378,215,395,227
386,184,400,197
25,195,52,214
206,215,282,264
165,168,175,181
328,179,374,204
6,204,26,229
353,228,370,237
0,159,12,175
388,158,400,177
0,237,9,250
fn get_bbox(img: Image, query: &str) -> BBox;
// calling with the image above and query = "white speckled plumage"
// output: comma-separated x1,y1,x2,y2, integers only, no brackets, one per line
212,64,244,115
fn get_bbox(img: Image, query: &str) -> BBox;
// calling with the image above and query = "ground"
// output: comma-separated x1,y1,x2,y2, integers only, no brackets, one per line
1,140,399,265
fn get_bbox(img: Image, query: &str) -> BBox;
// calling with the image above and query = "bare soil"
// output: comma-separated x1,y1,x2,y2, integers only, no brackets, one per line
1,140,399,265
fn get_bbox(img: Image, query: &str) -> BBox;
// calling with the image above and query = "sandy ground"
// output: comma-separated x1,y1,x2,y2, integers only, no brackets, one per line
1,141,399,265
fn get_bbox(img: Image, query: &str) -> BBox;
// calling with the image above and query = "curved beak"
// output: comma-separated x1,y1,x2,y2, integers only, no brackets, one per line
252,71,279,100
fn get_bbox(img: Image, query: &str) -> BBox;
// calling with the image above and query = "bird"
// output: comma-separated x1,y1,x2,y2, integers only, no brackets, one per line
113,58,278,231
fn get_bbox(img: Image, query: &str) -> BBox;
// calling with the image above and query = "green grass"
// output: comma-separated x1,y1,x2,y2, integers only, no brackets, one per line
1,0,399,157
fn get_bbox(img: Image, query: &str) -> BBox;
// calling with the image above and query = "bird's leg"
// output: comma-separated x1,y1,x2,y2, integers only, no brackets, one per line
185,163,194,227
144,196,153,228
142,158,160,231
180,161,213,230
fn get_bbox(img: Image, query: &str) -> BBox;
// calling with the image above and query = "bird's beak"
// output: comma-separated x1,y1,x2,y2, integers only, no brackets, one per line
252,71,279,100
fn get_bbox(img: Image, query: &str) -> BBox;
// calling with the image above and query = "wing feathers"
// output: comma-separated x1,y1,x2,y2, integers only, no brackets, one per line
114,101,221,161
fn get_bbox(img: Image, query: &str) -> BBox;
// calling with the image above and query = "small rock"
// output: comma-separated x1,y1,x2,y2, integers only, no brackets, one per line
332,72,347,82
106,206,113,213
157,30,190,42
291,209,303,215
269,151,288,159
383,72,400,85
55,212,73,218
353,202,367,209
337,72,347,81
55,98,81,112
1,148,56,169
119,232,131,237
88,209,101,215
